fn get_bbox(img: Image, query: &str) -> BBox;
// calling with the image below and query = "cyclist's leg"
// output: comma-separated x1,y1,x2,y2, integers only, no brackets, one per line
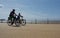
12,17,16,24
19,19,21,24
11,16,14,25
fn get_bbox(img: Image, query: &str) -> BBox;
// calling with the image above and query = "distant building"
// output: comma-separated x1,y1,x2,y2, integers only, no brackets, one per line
0,19,6,23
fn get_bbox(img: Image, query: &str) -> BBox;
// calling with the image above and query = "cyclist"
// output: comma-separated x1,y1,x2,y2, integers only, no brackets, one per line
9,9,17,25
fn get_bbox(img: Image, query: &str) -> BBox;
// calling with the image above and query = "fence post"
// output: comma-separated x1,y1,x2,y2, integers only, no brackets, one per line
35,19,37,24
47,18,49,24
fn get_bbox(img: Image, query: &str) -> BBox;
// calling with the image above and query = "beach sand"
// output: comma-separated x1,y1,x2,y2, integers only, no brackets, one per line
0,23,60,38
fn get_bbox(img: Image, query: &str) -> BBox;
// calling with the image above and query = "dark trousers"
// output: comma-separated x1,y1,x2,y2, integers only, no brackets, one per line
11,17,16,25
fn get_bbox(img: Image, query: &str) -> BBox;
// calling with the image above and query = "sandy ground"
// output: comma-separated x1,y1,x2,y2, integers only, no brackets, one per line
0,23,60,38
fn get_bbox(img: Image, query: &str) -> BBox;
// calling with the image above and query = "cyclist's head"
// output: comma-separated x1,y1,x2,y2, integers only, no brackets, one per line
12,9,15,11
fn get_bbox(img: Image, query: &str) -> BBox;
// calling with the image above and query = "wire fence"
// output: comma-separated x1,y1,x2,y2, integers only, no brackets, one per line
0,19,60,24
26,19,60,24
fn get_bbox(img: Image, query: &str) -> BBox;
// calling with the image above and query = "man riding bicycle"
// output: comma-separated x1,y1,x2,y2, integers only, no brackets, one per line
9,9,23,25
9,9,17,25
7,9,26,26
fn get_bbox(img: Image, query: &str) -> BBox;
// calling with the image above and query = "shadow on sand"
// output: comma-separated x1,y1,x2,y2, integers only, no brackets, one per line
8,25,20,27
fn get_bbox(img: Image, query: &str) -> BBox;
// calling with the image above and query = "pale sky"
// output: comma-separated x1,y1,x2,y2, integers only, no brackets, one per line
0,0,60,20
